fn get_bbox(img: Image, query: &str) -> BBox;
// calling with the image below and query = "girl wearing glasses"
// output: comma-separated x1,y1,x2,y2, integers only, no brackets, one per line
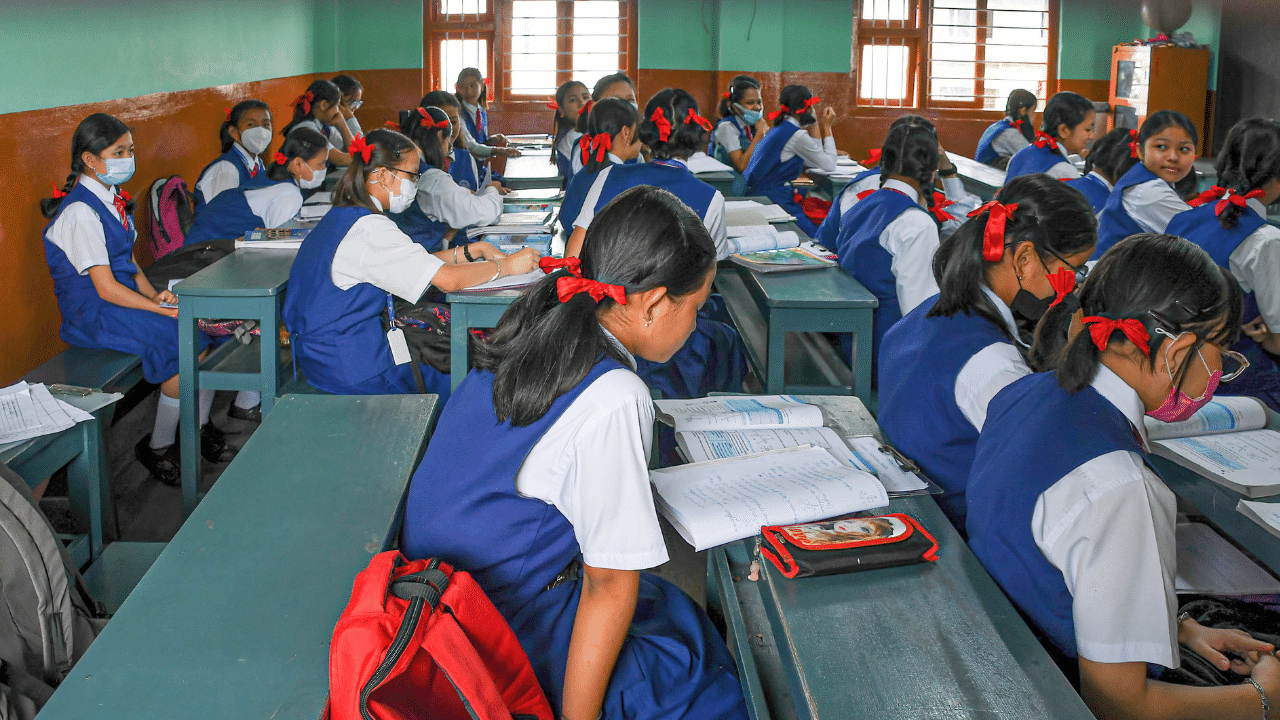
1167,117,1280,411
968,234,1273,720
877,175,1097,529
332,74,364,142
282,129,539,398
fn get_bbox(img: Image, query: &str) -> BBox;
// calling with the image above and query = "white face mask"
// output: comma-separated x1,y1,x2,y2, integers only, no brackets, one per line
238,126,273,156
297,163,326,190
387,174,416,214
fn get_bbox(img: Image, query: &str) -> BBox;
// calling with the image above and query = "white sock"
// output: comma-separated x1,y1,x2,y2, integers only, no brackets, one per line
234,391,261,410
151,394,181,449
199,389,214,427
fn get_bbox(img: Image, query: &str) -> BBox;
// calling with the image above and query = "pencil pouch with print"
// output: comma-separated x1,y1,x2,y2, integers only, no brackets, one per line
759,513,939,579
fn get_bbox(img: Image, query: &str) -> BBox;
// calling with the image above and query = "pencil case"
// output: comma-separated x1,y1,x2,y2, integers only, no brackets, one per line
759,513,939,579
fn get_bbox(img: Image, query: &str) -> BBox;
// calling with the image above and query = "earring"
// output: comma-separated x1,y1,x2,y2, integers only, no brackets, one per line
644,317,652,327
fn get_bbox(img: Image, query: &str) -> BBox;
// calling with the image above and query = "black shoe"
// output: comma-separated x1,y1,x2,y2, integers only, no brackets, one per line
200,423,237,463
227,403,262,423
135,435,181,487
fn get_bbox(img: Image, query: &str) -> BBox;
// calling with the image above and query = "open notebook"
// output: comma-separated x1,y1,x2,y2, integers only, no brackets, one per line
1144,396,1280,497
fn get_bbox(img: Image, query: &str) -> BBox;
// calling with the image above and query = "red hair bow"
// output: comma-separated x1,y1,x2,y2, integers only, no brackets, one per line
1083,316,1150,355
797,96,821,113
766,104,790,122
650,107,673,142
546,100,558,110
589,134,612,163
1128,129,1140,158
113,191,131,231
579,134,593,165
224,107,232,122
1047,266,1076,308
556,276,627,305
383,120,400,129
968,200,1020,261
348,134,374,163
929,192,956,223
539,256,582,277
1189,185,1226,208
723,91,732,99
1216,188,1266,216
417,108,449,129
579,100,593,117
1011,119,1024,130
50,181,67,199
863,148,882,167
1033,131,1059,151
273,151,288,165
293,91,314,114
685,108,713,131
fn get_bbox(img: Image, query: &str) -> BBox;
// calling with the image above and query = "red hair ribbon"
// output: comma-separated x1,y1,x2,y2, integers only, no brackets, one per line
1216,188,1267,216
929,191,956,223
863,148,882,167
766,104,790,122
348,134,374,164
590,133,612,163
539,256,582,277
723,91,732,99
1011,119,1024,130
968,200,1020,261
113,191,131,231
856,189,876,201
546,100,558,110
383,120,400,129
579,133,593,165
1047,267,1076,308
556,276,627,305
1082,316,1150,355
417,108,449,129
650,107,672,142
1128,129,1139,158
293,91,314,114
1032,131,1059,151
224,107,232,122
579,100,593,117
685,108,713,131
797,96,821,113
50,182,67,199
274,151,288,165
1188,185,1226,208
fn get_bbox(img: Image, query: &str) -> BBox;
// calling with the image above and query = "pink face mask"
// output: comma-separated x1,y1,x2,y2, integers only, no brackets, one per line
1146,332,1222,423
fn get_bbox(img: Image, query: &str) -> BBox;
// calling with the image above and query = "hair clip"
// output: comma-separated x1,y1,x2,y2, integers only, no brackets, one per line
224,107,232,122
293,91,314,114
273,151,288,165
546,99,558,110
723,91,731,99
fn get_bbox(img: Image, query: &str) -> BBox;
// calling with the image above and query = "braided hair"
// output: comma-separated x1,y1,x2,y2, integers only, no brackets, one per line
878,115,939,212
1213,118,1280,230
637,89,710,161
42,113,135,219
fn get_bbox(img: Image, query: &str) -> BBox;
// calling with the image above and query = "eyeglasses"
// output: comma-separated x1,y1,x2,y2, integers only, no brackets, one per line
383,166,421,183
1045,248,1089,284
347,99,363,111
1215,346,1250,382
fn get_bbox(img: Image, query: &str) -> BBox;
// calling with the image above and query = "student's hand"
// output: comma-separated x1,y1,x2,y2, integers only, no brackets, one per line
467,241,503,262
490,133,507,144
1244,317,1280,355
1250,654,1280,715
495,146,522,158
154,304,179,318
323,104,345,126
339,102,355,120
821,106,837,128
505,247,540,275
1181,618,1275,675
488,181,507,193
754,116,769,136
156,290,179,306
937,145,957,173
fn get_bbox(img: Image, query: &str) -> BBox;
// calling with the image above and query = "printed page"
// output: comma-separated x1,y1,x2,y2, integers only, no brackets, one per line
726,224,778,238
725,208,770,228
1144,396,1268,441
1174,522,1280,595
727,231,801,255
684,152,734,174
0,382,74,445
1154,429,1280,497
1238,499,1280,539
655,395,823,432
650,446,889,551
845,436,929,493
676,427,859,466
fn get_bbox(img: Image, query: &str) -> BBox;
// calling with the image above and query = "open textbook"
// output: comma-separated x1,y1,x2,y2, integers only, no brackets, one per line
650,445,890,551
1143,396,1280,497
1238,499,1280,540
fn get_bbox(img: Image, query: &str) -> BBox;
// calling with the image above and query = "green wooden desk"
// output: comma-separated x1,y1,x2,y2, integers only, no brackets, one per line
37,393,440,720
705,396,1093,720
947,152,1006,201
23,347,142,394
503,149,563,190
698,170,739,196
174,249,295,517
445,288,523,390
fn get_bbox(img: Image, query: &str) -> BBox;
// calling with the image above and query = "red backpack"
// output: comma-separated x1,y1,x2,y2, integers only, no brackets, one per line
325,551,553,720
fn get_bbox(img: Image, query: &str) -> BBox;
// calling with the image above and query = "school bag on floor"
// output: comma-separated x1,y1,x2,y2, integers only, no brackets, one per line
148,176,197,260
325,551,552,720
0,463,106,719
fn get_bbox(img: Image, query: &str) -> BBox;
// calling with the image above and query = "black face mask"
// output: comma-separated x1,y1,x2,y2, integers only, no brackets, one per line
1010,287,1053,341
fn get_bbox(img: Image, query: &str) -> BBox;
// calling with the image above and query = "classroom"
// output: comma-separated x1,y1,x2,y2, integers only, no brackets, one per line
5,0,1280,718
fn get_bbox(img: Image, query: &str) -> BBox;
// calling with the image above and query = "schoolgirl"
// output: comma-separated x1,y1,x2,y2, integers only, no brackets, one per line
742,84,838,235
400,185,749,720
1066,126,1135,213
184,128,328,247
1004,91,1095,180
281,129,538,398
391,106,503,250
974,89,1037,169
41,114,229,486
1094,110,1198,257
419,90,506,194
557,98,642,237
967,233,1280,720
332,74,364,140
550,80,591,180
1167,117,1280,410
281,79,353,166
710,75,766,173
193,99,271,213
877,175,1096,528
452,67,517,167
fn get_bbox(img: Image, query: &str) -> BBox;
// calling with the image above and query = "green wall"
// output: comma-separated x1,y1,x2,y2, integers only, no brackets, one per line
334,0,423,71
1058,0,1221,90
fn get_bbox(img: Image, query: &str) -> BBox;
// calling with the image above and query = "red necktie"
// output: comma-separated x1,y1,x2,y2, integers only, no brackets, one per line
113,193,130,232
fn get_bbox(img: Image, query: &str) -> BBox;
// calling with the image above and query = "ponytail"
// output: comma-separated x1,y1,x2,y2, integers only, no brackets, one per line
581,98,638,174
1213,117,1280,231
879,115,938,198
282,79,340,137
637,88,710,161
265,127,327,183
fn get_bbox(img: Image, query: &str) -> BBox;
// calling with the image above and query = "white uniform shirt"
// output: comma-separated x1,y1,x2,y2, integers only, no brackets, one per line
556,129,583,173
712,119,750,159
459,122,494,160
1228,197,1280,328
416,166,503,232
195,143,263,206
877,179,942,316
991,127,1031,160
1042,143,1082,180
778,117,838,173
243,183,305,229
516,332,669,570
46,175,127,274
953,287,1032,431
1122,176,1190,234
574,160,729,259
838,176,978,242
1031,364,1180,667
346,116,363,139
1086,170,1115,194
330,213,444,302
294,118,343,151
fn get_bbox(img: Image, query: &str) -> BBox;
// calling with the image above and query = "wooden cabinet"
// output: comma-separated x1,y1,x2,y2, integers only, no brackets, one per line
1109,44,1211,154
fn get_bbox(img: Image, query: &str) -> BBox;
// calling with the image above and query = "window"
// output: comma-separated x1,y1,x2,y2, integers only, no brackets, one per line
856,0,1054,110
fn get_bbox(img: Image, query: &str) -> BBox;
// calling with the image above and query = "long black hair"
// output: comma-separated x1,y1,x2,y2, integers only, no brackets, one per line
573,73,637,134
282,79,341,137
1032,233,1241,392
772,85,818,127
1139,109,1199,155
221,99,270,153
42,113,134,219
719,75,761,118
474,185,716,425
400,106,453,170
332,128,418,212
638,88,709,161
1213,118,1280,230
1084,127,1138,183
879,115,938,209
265,127,328,183
455,67,486,105
1040,91,1094,139
930,175,1097,343
552,80,588,164
581,98,639,174
332,74,362,100
1006,89,1037,143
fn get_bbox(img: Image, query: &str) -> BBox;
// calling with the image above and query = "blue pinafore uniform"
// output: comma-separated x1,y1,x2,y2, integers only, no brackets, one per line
193,147,267,214
743,122,817,235
709,115,753,196
1094,163,1164,259
1066,173,1111,214
400,361,748,720
966,372,1153,657
43,181,212,383
814,168,879,249
183,179,294,246
449,147,482,191
281,206,451,399
558,161,610,241
877,295,1016,527
1004,141,1070,180
1168,202,1280,410
390,161,451,252
974,118,1018,166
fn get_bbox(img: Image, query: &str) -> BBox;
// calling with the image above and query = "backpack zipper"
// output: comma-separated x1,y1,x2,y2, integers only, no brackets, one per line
358,595,425,720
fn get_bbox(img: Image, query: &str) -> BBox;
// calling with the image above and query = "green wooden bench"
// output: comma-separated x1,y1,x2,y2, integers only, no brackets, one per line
24,346,142,394
37,392,441,720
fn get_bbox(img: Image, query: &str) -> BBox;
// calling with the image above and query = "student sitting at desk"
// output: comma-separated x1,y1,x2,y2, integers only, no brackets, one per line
743,84,838,236
281,79,353,167
1066,127,1135,214
281,129,538,398
416,90,503,194
709,75,766,173
558,98,641,237
967,233,1280,720
1167,117,1280,411
974,89,1036,169
1004,91,1095,181
1094,110,1197,258
453,67,520,174
193,99,271,214
332,74,364,143
877,175,1096,528
550,80,590,182
400,185,749,720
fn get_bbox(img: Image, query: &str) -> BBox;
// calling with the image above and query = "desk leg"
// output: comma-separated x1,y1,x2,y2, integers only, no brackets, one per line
765,319,786,395
450,303,470,392
67,412,108,561
852,308,874,407
178,302,200,519
260,296,279,416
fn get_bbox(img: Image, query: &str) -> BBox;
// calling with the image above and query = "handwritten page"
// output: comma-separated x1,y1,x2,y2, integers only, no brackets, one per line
0,382,86,445
650,446,889,550
676,427,856,465
655,395,823,432
1238,500,1280,539
1174,522,1280,595
449,269,545,293
1152,430,1280,497
1144,396,1269,441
